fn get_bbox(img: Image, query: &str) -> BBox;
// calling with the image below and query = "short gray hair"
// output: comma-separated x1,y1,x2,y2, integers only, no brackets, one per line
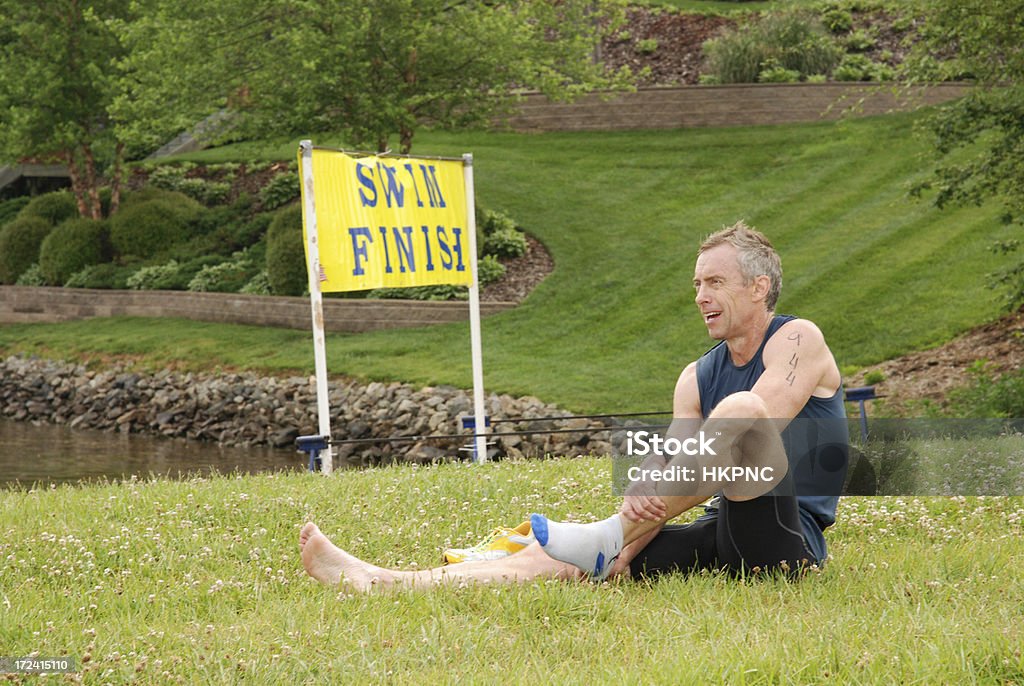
698,221,782,311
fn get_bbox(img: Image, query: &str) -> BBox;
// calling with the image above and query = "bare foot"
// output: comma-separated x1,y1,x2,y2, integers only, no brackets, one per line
299,522,393,591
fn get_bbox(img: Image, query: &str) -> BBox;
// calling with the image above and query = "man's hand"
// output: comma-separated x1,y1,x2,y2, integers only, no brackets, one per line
620,494,667,523
620,476,667,523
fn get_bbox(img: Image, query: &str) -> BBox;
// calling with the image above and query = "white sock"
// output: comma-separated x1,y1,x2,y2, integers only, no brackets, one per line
530,513,623,580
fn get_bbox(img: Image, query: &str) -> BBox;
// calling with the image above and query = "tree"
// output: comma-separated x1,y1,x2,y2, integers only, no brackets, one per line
909,0,1024,308
114,0,632,154
0,1,130,217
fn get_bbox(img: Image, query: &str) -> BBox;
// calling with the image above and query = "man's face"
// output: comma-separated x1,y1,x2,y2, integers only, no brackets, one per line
692,244,757,340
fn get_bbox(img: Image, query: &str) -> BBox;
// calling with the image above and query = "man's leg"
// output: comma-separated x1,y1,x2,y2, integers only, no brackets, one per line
299,522,583,592
534,391,789,578
627,516,719,578
627,496,810,579
714,494,809,574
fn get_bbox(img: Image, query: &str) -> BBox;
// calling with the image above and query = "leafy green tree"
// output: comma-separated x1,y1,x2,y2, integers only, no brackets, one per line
114,0,631,154
0,1,130,218
909,0,1024,308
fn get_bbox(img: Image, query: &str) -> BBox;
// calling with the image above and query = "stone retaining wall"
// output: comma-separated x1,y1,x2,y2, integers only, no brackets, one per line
0,286,514,333
500,82,971,132
0,356,628,466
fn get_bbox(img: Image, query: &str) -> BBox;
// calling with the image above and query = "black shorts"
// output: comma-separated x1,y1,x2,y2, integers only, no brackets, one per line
628,495,815,579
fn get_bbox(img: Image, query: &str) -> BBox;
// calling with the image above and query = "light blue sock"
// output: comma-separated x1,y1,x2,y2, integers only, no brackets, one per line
530,513,623,580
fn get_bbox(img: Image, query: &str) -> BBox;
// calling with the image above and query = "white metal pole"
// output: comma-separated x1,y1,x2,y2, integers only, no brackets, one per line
463,154,488,464
299,140,334,475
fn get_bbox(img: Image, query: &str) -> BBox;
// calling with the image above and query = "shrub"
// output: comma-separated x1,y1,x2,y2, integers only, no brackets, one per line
260,172,300,210
265,204,307,296
890,14,915,33
704,30,763,84
0,197,29,226
18,191,79,226
38,218,110,285
704,12,842,84
64,263,135,289
768,14,844,77
833,53,894,81
843,28,876,52
126,256,223,291
477,254,506,286
0,216,52,283
863,370,886,386
179,177,231,205
188,250,260,292
109,197,203,259
15,263,46,286
208,162,241,179
872,62,895,82
146,164,192,193
477,208,526,258
821,5,853,34
483,227,528,258
230,211,271,248
240,270,272,295
126,261,184,290
166,203,261,262
945,362,1024,418
479,208,517,235
635,38,659,55
145,164,229,206
758,60,802,83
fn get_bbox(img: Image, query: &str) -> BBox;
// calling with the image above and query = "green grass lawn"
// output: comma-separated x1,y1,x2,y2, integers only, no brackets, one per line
2,463,1022,683
1,112,1014,414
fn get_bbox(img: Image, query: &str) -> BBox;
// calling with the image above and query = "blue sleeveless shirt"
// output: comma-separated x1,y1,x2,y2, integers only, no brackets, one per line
695,315,848,562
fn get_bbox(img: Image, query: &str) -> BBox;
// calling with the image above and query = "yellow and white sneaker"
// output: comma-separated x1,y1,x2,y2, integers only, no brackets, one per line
442,521,534,564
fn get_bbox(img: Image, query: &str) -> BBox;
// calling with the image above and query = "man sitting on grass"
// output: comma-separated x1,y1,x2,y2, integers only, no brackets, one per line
300,222,849,590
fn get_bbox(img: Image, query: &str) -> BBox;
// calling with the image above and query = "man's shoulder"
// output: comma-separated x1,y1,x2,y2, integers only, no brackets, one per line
673,361,703,417
768,315,829,349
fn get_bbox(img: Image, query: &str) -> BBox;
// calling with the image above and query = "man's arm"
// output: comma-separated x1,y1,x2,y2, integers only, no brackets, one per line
619,362,703,523
751,318,840,422
610,362,703,577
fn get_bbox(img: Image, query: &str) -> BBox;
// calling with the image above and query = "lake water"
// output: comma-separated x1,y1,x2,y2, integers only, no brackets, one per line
0,418,303,488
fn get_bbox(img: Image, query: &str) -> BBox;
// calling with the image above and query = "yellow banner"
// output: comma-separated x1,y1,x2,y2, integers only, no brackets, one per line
298,149,472,292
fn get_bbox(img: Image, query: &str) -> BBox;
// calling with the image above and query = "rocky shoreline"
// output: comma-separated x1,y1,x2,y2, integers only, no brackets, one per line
0,355,628,466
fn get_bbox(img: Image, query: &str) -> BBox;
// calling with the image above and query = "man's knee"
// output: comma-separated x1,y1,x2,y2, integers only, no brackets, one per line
711,391,768,419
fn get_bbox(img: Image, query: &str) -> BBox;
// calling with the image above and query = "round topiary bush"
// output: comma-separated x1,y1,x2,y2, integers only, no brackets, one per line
0,196,30,226
17,191,79,226
109,195,203,259
38,218,111,285
0,216,52,283
265,204,307,296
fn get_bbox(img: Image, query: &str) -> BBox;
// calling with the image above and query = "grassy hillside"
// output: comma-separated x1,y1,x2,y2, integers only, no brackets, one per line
1,463,1022,683
0,112,1014,412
